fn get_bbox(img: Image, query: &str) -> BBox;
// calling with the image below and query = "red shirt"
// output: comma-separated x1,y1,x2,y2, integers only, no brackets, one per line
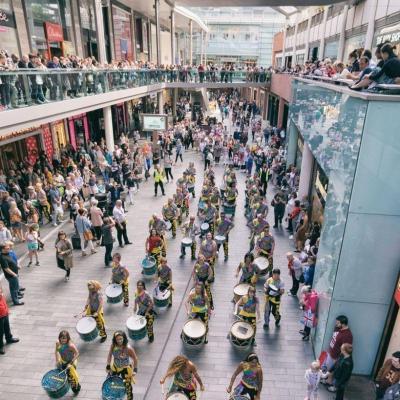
0,295,9,318
148,236,162,253
329,327,353,359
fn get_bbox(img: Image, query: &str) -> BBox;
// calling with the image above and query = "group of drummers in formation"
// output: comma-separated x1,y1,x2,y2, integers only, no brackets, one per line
42,160,280,400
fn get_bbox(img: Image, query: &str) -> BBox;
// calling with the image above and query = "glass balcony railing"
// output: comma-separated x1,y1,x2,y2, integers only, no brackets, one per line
0,68,270,112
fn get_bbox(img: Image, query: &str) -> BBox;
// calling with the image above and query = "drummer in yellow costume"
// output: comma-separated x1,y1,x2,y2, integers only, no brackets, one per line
199,232,217,281
198,183,211,216
186,162,196,198
192,254,214,309
85,280,107,342
174,187,188,225
249,214,270,252
180,216,200,260
154,257,173,307
162,198,178,238
198,201,217,236
55,330,81,394
215,211,234,261
110,253,130,306
210,186,221,214
148,214,167,257
146,228,165,267
255,226,275,275
133,280,155,342
263,268,285,329
236,252,260,285
186,283,211,344
106,331,138,400
235,286,261,345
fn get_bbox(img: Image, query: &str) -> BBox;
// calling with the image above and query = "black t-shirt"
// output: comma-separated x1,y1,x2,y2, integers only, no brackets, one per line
0,253,18,279
371,56,400,81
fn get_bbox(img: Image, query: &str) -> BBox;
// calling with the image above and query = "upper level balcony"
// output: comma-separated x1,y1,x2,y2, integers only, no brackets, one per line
0,68,269,135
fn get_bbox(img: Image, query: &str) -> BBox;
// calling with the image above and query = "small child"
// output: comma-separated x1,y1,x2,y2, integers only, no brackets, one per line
304,360,328,400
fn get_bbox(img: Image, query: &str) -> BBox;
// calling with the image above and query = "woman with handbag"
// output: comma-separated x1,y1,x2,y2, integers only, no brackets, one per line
75,208,96,257
55,231,74,282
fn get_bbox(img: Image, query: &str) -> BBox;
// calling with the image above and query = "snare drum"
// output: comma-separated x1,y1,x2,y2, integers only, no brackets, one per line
41,369,70,398
233,283,251,303
181,237,193,247
141,256,157,276
181,319,207,348
76,316,98,342
229,320,254,349
229,396,250,400
105,284,123,304
254,256,269,276
102,375,126,400
200,222,209,235
126,315,147,340
167,393,189,400
153,286,171,309
214,235,226,244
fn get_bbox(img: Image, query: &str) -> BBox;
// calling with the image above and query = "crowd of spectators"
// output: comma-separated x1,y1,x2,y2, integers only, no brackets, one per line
275,42,400,91
0,50,269,110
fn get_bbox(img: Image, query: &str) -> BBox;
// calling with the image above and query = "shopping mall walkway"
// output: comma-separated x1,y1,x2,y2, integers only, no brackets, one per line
0,142,373,399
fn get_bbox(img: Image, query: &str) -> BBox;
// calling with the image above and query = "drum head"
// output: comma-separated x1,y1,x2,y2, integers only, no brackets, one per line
102,375,126,399
165,220,172,229
76,317,97,334
41,369,67,391
201,223,209,230
230,396,249,400
231,321,254,340
126,315,147,330
106,284,122,296
233,283,250,297
142,257,155,267
167,393,189,400
181,237,193,245
153,287,171,300
215,235,225,242
268,283,278,292
254,257,268,271
183,319,207,339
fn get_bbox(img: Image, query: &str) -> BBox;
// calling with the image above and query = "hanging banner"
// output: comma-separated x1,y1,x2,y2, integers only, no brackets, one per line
25,136,39,165
41,125,54,161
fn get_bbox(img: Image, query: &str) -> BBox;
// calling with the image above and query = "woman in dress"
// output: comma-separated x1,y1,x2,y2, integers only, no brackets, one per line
55,231,73,281
227,353,263,400
55,330,81,394
25,225,39,267
160,355,204,400
106,331,138,400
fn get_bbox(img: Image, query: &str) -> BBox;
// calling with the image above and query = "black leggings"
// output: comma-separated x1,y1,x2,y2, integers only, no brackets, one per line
235,383,258,400
164,168,174,181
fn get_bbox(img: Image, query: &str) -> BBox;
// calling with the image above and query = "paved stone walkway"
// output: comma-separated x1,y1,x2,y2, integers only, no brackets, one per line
0,136,374,399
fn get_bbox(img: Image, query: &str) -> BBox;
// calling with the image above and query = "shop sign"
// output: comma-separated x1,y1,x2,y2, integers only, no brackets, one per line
62,41,75,56
395,277,400,306
376,24,400,45
0,9,16,28
44,21,63,42
0,126,40,143
141,114,167,131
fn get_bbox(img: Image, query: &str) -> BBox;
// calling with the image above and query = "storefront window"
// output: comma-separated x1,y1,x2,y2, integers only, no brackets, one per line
374,23,400,55
112,5,133,61
324,41,338,61
0,0,19,56
79,0,98,60
24,0,74,58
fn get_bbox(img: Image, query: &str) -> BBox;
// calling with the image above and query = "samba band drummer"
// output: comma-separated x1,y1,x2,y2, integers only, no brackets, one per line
85,280,107,342
154,257,173,307
227,353,263,400
186,283,211,344
133,280,155,343
254,226,275,274
162,198,178,238
264,268,285,329
199,232,217,281
148,214,167,257
106,331,138,400
214,211,234,261
110,253,129,306
235,286,261,345
146,228,165,266
180,216,200,260
160,355,204,400
55,330,81,394
192,254,214,310
235,252,260,285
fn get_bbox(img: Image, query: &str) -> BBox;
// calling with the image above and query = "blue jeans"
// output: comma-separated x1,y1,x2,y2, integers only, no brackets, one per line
7,276,20,305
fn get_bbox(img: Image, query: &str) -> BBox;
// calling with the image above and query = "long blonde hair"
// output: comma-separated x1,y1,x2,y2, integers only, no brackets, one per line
165,355,190,377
